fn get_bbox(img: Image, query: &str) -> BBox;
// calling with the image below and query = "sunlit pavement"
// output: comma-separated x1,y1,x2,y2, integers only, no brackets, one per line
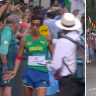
86,61,96,96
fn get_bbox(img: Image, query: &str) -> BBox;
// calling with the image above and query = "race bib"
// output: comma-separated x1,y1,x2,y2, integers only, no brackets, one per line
28,54,45,66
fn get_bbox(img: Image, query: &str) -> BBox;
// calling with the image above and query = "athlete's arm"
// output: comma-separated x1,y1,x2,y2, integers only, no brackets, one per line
13,37,25,73
48,42,54,58
46,35,54,58
3,37,25,82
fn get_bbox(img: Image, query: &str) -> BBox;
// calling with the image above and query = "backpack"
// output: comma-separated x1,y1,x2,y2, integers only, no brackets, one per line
63,36,85,84
54,36,85,84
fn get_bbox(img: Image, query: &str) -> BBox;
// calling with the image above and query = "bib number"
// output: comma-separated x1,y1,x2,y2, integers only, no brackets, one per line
28,54,45,66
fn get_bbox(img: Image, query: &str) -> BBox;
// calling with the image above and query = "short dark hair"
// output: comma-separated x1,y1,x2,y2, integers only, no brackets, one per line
31,15,43,25
32,6,43,16
53,10,61,16
52,4,61,7
61,5,66,8
46,12,55,19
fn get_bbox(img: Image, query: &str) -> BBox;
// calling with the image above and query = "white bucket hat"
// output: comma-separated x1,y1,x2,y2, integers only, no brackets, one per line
55,13,82,30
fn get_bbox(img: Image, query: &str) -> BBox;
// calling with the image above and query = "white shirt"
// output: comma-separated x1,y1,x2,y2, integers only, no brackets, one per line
19,19,22,24
77,26,83,35
69,0,85,13
83,0,85,3
76,5,85,20
46,31,79,76
69,0,77,13
76,0,84,10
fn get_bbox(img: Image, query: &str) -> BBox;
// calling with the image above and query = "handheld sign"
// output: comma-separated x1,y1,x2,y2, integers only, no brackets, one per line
39,25,49,36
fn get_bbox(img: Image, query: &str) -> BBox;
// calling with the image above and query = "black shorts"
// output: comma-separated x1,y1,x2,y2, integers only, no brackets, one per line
0,69,14,87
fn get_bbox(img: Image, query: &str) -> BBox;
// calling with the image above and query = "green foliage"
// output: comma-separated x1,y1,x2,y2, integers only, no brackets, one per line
87,0,96,21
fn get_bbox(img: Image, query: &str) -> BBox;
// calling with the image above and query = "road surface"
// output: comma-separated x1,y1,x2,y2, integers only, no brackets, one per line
86,62,96,96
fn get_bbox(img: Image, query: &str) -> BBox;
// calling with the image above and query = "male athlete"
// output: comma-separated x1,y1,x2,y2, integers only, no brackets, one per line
3,15,54,96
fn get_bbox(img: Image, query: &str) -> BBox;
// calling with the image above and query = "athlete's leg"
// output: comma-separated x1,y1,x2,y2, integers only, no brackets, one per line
23,86,33,96
0,87,4,96
35,88,47,96
3,86,12,96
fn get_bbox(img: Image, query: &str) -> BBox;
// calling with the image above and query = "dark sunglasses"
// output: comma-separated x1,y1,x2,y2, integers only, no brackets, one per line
31,23,41,27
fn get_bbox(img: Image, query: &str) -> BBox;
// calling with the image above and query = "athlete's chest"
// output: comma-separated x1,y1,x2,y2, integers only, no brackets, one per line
26,40,47,52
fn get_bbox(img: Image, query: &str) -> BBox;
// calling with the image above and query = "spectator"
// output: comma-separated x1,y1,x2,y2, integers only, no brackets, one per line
0,14,19,96
32,6,43,16
20,6,31,18
22,13,29,23
16,22,29,46
45,13,85,96
12,9,23,22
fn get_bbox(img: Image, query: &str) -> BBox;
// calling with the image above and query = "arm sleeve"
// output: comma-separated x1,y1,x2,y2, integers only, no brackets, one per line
0,31,11,55
46,39,67,71
52,39,58,45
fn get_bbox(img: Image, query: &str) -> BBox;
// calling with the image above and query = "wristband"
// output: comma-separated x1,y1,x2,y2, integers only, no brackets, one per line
16,56,22,61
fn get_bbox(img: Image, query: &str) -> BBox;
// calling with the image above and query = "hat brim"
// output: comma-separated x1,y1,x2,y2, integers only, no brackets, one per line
55,18,82,31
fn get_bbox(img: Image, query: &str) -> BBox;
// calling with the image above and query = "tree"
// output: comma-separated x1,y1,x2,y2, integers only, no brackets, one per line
87,0,96,21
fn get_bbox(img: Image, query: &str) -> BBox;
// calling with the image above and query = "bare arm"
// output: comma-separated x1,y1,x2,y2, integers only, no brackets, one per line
48,43,54,58
14,37,25,73
17,32,28,38
17,24,30,38
0,5,7,18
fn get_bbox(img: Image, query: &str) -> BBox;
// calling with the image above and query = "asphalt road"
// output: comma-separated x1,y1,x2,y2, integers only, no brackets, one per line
86,62,96,96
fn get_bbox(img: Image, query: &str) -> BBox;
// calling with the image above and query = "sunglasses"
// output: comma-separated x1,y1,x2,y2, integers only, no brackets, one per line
31,23,41,27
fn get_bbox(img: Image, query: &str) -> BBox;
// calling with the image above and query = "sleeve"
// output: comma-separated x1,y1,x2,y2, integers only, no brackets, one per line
0,31,11,55
46,39,67,71
52,39,58,45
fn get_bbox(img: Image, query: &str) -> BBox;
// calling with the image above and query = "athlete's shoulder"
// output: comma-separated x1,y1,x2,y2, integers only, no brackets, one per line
21,37,25,42
25,34,31,38
41,35,46,39
20,37,25,46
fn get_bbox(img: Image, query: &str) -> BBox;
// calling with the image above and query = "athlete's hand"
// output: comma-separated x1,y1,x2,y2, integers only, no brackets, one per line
46,35,53,43
3,71,16,82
